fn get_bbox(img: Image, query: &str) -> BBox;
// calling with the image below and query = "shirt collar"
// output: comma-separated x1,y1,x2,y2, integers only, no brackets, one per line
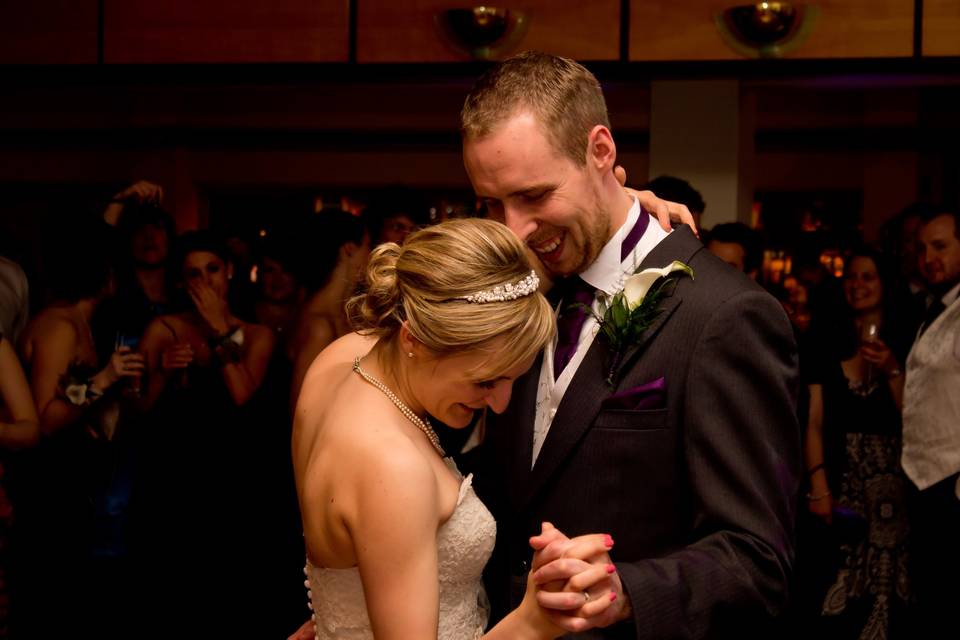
580,197,667,296
943,281,960,308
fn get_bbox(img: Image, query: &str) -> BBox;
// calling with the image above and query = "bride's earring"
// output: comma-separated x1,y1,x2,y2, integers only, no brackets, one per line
407,352,414,358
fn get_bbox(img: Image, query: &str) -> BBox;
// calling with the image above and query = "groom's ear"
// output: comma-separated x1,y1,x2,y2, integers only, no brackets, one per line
587,124,617,174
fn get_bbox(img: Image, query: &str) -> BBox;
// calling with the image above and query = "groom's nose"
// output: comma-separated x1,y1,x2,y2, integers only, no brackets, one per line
484,381,513,414
504,207,538,241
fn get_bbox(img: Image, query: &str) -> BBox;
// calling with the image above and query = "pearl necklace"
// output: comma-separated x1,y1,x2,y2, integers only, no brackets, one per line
353,357,446,458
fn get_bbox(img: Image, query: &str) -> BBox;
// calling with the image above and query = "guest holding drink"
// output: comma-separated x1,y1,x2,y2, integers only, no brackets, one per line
803,247,917,637
12,232,143,637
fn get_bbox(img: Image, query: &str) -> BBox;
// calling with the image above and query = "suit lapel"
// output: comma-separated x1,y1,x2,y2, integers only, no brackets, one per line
522,334,611,508
519,226,703,508
506,352,541,509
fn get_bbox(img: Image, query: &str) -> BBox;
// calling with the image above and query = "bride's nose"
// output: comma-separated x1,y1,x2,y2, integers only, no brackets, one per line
484,381,513,414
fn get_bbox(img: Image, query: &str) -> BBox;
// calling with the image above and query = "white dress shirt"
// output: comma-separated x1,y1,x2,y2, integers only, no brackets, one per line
531,199,669,466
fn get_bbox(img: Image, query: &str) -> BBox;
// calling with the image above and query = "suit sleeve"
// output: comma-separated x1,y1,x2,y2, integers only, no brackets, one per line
616,289,801,639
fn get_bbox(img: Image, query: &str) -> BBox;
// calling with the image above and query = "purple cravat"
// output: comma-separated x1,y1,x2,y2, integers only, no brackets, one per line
553,209,649,378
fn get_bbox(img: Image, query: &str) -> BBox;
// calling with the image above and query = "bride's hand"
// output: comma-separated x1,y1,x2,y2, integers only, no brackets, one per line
527,523,627,633
516,554,614,638
614,165,699,237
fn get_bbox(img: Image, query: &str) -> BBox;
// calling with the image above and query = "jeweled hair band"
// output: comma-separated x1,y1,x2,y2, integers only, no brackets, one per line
458,270,539,303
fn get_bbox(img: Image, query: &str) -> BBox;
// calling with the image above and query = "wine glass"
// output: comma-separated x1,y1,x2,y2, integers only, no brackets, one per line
860,322,879,386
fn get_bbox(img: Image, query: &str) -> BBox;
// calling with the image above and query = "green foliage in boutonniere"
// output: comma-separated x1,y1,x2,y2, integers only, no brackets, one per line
592,261,693,387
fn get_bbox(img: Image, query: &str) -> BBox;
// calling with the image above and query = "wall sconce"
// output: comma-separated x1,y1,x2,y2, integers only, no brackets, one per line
436,7,528,60
715,2,818,58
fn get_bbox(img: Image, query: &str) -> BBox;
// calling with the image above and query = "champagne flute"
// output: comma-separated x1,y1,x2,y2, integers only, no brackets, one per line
860,322,879,386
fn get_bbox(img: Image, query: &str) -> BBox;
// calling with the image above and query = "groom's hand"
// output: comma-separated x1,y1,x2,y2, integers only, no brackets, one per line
529,523,631,632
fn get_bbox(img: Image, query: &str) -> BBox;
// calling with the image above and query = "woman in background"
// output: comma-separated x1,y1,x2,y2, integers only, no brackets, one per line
289,209,370,408
14,233,143,638
134,230,276,636
803,247,917,637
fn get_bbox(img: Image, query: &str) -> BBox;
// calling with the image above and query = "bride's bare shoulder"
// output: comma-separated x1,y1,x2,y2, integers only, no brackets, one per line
306,332,376,378
324,331,377,363
301,393,437,507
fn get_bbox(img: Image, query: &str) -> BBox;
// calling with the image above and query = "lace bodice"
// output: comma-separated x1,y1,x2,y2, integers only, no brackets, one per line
304,458,496,639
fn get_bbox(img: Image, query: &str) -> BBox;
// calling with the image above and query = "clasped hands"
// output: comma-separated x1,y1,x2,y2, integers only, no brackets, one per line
526,522,631,635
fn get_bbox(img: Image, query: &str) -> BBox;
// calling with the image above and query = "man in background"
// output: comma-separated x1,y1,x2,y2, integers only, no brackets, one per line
706,222,762,279
901,208,960,637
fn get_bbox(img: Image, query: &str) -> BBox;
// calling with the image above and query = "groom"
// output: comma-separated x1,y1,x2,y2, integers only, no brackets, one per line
463,52,801,638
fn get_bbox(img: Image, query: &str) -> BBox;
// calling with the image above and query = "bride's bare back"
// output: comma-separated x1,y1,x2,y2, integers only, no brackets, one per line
292,332,461,570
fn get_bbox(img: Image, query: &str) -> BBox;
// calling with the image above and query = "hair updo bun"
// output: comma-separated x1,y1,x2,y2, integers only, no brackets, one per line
347,242,403,332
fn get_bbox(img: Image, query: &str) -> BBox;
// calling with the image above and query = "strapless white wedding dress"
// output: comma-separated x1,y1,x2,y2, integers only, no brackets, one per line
304,459,496,639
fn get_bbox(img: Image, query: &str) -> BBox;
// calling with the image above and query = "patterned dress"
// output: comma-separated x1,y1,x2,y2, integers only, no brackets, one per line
812,355,912,639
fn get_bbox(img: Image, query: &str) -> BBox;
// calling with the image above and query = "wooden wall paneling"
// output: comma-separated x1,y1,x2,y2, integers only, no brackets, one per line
103,0,349,63
357,0,620,63
0,1,98,64
923,0,960,57
629,0,914,61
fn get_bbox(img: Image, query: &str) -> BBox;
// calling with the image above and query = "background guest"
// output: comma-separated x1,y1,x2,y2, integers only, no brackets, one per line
11,230,144,637
289,209,370,407
95,181,176,364
706,221,762,279
133,230,276,636
0,256,29,346
803,247,915,638
643,174,706,230
901,208,960,639
364,185,429,246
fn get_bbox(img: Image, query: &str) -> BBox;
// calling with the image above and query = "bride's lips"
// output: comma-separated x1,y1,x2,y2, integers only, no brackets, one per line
530,230,565,265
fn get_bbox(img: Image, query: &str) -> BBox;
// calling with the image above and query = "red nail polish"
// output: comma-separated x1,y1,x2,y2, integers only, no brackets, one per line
609,592,617,602
604,534,614,548
606,564,616,574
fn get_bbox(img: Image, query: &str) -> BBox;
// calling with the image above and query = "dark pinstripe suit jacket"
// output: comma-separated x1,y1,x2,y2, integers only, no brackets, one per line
471,226,801,639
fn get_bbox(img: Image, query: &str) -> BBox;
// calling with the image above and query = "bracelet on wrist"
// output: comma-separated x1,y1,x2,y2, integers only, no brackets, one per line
213,341,242,365
805,489,832,501
806,463,826,478
209,326,244,365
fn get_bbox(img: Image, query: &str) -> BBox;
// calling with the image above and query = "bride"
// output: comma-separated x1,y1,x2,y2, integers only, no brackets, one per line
292,219,615,639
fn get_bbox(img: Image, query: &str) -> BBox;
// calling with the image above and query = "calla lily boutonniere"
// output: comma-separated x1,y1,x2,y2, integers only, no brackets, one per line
593,261,693,387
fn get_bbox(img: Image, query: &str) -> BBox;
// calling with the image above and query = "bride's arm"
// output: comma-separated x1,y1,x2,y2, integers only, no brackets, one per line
351,447,566,640
349,447,615,640
352,450,443,639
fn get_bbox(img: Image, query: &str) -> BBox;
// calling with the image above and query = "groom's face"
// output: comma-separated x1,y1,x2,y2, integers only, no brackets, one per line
463,111,611,279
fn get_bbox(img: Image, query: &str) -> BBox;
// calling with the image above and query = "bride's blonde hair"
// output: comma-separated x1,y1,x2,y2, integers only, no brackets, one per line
347,218,555,379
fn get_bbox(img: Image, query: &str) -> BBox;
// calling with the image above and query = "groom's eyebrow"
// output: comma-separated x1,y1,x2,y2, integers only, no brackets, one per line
509,184,553,198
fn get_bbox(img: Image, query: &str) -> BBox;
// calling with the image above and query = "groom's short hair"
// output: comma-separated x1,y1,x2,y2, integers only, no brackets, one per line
460,51,610,167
